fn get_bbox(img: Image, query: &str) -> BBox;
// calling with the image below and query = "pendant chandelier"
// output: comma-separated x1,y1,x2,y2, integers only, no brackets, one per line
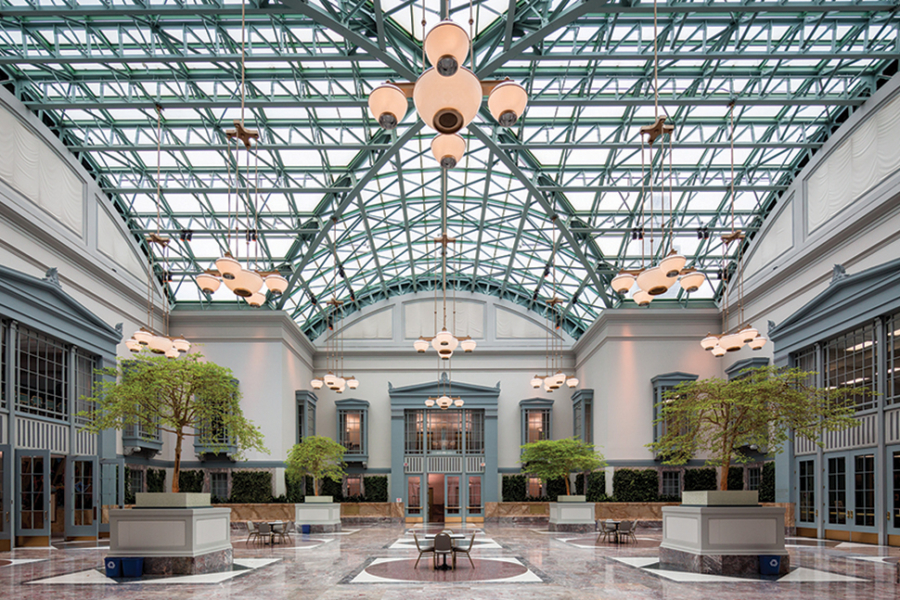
426,367,463,410
412,164,475,358
123,106,191,358
310,221,360,392
367,0,528,167
701,105,767,357
610,0,706,305
195,0,288,303
529,224,578,392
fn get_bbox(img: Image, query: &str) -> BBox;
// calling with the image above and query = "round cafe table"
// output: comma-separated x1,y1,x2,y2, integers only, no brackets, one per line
604,520,622,544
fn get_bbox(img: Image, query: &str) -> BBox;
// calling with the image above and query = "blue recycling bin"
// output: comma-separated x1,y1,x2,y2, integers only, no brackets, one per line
121,557,144,578
759,555,782,575
104,557,122,578
301,524,311,534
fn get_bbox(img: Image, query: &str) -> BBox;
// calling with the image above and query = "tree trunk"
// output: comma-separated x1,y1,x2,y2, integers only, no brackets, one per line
720,437,731,491
565,474,571,496
172,433,183,493
313,476,319,497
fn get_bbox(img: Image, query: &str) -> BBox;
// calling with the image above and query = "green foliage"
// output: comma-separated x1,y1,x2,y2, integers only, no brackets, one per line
519,438,605,495
81,351,268,492
683,468,718,492
124,466,136,505
285,471,305,503
502,474,527,502
728,466,745,491
649,366,868,490
286,436,347,497
545,477,568,502
178,469,204,493
759,462,776,502
147,468,166,493
575,471,608,502
364,475,388,502
612,469,659,502
229,471,273,503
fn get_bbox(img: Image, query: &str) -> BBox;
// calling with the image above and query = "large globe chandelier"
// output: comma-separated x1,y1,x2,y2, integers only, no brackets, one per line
367,3,529,168
123,106,191,359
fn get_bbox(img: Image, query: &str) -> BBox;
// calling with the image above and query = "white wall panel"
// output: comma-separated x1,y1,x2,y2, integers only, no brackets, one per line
745,198,793,278
404,299,483,339
336,307,393,339
97,206,146,281
495,306,549,339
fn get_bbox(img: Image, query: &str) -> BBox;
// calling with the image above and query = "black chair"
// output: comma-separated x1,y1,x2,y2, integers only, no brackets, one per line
433,532,454,569
413,531,434,568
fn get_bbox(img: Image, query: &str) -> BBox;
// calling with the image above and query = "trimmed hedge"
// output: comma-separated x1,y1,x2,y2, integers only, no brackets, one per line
546,477,568,502
364,475,389,502
231,471,273,503
683,468,717,492
178,469,204,493
575,471,607,502
728,466,745,491
759,462,775,502
502,474,527,502
147,468,166,493
124,466,136,504
612,469,659,502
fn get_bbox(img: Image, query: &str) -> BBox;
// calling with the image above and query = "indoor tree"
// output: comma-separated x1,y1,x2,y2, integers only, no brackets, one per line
648,366,869,491
286,436,347,497
519,437,605,496
81,350,268,492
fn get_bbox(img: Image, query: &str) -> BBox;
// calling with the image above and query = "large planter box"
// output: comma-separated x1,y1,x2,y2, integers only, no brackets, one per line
136,492,211,508
681,490,758,506
295,502,341,533
548,501,595,533
108,506,232,575
660,504,789,576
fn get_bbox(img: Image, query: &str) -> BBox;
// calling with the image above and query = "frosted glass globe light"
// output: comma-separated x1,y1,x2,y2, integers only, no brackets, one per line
264,273,288,296
700,334,719,351
425,398,436,407
454,399,464,407
216,255,241,280
748,336,767,350
368,83,408,130
133,329,152,346
679,270,706,293
413,67,482,134
424,20,470,76
432,328,459,359
197,273,221,294
323,372,337,387
247,291,266,307
633,289,652,307
165,346,179,359
149,335,170,354
413,338,429,353
230,268,263,298
461,338,477,352
347,377,359,389
711,345,726,357
566,377,579,388
611,272,635,294
172,337,191,353
739,326,759,344
720,333,744,352
431,134,466,169
553,371,567,387
488,80,528,127
659,251,687,278
311,379,323,389
530,376,542,388
437,395,452,409
636,265,672,296
125,338,141,353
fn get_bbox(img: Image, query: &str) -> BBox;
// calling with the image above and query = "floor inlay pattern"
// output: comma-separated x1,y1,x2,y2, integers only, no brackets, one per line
347,556,542,584
25,558,280,585
610,556,871,583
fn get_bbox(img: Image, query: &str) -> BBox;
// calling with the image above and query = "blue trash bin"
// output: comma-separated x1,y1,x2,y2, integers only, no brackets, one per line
121,557,144,578
104,557,122,578
301,524,311,534
759,555,781,575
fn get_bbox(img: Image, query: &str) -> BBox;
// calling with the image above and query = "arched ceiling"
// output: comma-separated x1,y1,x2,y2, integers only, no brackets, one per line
1,0,897,339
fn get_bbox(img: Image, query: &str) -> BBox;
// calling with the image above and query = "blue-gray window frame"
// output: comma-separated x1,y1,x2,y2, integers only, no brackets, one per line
519,398,554,447
335,398,369,461
296,390,317,443
650,373,698,444
571,389,593,444
194,379,239,456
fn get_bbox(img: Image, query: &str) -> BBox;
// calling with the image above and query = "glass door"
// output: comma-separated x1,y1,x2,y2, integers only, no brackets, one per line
0,445,10,550
795,457,818,534
16,449,50,543
406,475,423,522
889,447,900,536
444,476,461,523
466,476,483,522
65,456,98,539
851,452,878,534
825,451,878,536
99,458,124,537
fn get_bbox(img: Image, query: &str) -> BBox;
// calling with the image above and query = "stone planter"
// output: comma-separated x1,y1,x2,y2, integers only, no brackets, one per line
295,502,341,533
305,495,333,503
681,490,758,506
136,492,211,508
548,501,595,533
557,495,587,502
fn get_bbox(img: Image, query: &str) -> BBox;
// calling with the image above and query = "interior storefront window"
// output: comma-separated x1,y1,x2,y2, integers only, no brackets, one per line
824,324,877,411
16,326,69,421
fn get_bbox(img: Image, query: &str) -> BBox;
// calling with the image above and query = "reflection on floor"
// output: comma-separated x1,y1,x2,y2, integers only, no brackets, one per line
0,525,897,599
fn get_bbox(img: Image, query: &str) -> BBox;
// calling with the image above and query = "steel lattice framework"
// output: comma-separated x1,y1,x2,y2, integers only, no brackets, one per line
1,0,897,339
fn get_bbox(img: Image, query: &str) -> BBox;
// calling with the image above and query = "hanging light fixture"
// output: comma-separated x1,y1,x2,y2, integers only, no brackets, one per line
122,105,191,359
368,0,529,166
701,104,767,357
195,0,286,304
610,0,706,303
310,220,360,391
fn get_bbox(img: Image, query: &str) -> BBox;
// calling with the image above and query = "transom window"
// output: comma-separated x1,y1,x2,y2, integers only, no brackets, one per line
824,323,877,412
466,410,484,454
661,471,681,498
16,326,69,421
404,409,484,454
73,350,95,425
404,410,424,454
888,314,900,406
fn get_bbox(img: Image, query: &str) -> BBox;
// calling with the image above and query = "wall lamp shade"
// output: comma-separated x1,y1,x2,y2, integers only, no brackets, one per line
347,377,359,389
247,291,266,307
172,337,191,353
637,265,673,296
197,273,221,294
424,20,470,76
413,67,481,134
660,252,687,278
461,338,477,352
700,334,719,351
739,326,759,343
530,376,542,388
711,345,727,357
368,83,408,130
488,81,528,127
748,336,767,350
413,338,429,353
133,329,152,345
310,379,323,389
679,270,706,293
125,338,141,352
264,273,288,296
215,255,241,280
633,289,652,306
431,134,466,169
611,272,635,294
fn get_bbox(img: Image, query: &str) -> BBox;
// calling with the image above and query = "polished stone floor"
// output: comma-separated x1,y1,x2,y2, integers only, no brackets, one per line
2,524,899,599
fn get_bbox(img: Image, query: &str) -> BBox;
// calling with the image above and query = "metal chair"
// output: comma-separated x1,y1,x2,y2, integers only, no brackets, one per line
452,532,476,569
257,521,273,546
284,520,295,540
618,520,637,543
272,521,289,544
432,532,454,569
413,531,435,568
597,520,616,543
246,521,260,545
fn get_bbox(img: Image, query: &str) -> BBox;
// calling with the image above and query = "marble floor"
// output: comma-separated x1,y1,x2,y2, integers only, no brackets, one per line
1,524,898,600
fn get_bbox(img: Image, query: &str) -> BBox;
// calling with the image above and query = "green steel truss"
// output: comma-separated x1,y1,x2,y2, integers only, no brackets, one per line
1,0,897,338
